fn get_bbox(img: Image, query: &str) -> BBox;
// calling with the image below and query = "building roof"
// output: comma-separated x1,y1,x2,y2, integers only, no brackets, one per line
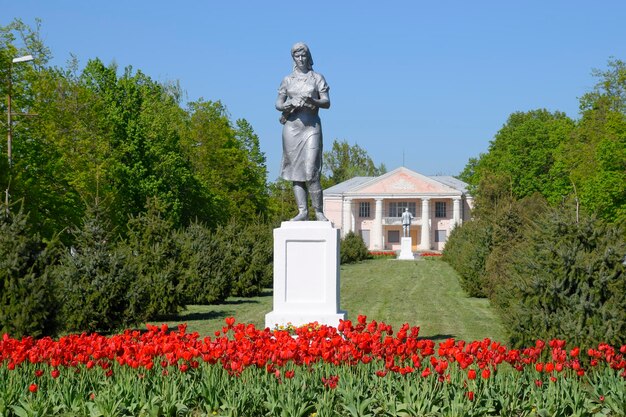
324,168,471,196
324,176,375,195
429,175,470,194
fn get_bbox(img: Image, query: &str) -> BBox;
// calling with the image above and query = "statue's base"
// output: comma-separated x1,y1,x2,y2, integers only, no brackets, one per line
398,237,414,260
265,221,346,329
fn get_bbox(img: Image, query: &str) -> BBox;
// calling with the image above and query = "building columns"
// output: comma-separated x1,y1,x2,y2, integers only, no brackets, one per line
342,198,353,237
373,198,383,249
452,197,461,228
420,198,431,251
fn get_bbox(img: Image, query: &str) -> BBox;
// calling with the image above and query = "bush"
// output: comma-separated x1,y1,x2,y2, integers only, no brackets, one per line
442,219,492,297
177,217,273,303
0,205,59,338
177,222,233,305
444,194,548,299
122,198,184,321
340,231,370,264
229,219,273,297
504,208,626,347
54,203,135,333
484,194,548,301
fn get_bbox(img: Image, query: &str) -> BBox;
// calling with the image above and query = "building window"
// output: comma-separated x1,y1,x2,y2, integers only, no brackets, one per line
435,201,447,218
359,201,371,218
388,230,400,243
435,230,447,242
388,202,417,217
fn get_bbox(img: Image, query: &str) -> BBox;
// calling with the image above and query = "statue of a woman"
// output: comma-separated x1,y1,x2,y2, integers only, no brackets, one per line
276,42,330,221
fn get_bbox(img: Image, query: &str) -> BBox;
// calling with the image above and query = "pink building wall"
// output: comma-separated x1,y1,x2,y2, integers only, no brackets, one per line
322,167,471,252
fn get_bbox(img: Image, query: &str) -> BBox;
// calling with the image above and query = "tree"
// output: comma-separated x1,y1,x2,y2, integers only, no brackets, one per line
267,178,297,223
322,139,386,187
579,58,626,114
54,201,134,333
503,208,626,347
0,202,59,338
0,20,72,241
460,109,575,208
176,221,233,305
80,60,216,231
559,59,626,225
184,100,270,223
122,197,184,321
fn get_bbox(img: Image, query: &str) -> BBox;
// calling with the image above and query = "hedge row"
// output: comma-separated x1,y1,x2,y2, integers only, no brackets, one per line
0,200,273,339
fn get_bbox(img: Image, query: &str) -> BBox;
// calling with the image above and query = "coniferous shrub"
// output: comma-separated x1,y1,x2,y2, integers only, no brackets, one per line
229,219,273,297
0,205,59,338
177,221,233,305
340,231,370,264
54,203,134,333
484,194,548,301
122,198,184,321
442,219,492,297
504,208,626,347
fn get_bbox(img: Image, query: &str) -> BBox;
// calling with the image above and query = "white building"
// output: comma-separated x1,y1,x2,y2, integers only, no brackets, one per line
323,167,473,251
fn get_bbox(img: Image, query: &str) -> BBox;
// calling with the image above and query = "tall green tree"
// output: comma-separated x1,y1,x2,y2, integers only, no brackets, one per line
80,59,216,230
0,20,67,239
322,139,386,187
559,59,626,224
460,109,575,208
184,100,269,222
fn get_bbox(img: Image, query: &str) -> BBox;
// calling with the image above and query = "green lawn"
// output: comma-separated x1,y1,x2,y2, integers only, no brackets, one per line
151,258,507,343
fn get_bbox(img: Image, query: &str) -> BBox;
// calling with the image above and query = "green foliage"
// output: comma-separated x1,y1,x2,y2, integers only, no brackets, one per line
79,59,218,232
0,203,59,338
322,139,386,188
176,222,233,305
340,231,371,264
452,59,626,346
184,100,269,224
121,198,184,322
443,219,492,298
503,208,626,347
177,218,272,304
444,194,548,300
228,219,273,297
579,58,626,114
561,93,626,225
460,109,575,206
2,20,270,246
54,202,134,333
267,179,297,222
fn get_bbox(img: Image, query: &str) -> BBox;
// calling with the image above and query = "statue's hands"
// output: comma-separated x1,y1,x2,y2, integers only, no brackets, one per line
300,96,319,109
280,99,293,112
282,96,316,112
293,96,309,108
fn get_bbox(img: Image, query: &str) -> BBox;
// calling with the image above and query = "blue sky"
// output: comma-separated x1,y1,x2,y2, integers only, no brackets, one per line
4,1,626,181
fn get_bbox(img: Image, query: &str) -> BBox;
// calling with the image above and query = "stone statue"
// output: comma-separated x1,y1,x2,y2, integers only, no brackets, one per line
276,42,330,221
402,208,413,237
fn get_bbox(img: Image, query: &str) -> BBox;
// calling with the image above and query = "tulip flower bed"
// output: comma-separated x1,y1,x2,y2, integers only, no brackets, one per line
1,317,625,417
368,251,396,259
420,252,443,258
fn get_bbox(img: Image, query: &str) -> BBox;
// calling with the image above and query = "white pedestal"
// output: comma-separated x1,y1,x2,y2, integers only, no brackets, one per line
265,221,346,329
398,237,414,260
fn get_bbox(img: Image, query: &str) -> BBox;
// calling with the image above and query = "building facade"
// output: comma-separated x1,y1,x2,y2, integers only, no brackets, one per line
323,167,473,251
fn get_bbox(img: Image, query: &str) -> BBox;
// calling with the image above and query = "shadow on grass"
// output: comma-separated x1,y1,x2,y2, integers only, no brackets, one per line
419,334,456,342
222,289,272,305
177,310,233,322
223,299,260,306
